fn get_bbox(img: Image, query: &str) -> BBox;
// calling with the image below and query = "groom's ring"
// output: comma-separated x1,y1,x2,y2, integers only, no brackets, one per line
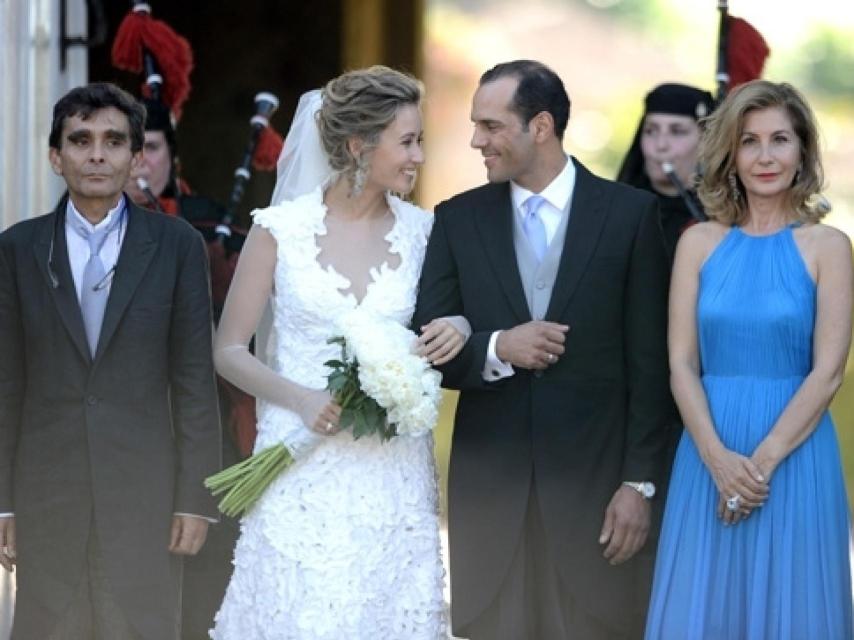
547,353,555,363
726,494,741,511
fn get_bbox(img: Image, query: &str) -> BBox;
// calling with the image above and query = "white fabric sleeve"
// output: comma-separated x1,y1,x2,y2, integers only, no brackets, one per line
482,330,515,381
213,224,325,452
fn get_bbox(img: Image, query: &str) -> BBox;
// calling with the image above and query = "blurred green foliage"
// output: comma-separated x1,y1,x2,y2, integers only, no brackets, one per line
772,27,854,98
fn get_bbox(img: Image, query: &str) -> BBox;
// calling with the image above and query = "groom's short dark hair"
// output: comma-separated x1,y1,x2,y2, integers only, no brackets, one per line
480,60,570,140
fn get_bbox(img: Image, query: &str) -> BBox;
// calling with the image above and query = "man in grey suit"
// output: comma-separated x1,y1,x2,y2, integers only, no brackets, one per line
0,83,221,639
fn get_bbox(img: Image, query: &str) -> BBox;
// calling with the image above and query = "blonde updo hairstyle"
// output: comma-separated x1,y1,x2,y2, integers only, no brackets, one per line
698,80,829,226
317,65,422,190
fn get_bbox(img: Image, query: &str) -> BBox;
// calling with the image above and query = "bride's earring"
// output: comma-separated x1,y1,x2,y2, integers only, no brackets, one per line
350,156,368,198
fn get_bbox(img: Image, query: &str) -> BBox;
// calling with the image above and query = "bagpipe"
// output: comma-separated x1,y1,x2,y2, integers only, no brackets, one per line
662,1,770,216
714,0,770,105
195,91,283,320
112,0,286,457
111,1,284,315
223,92,282,237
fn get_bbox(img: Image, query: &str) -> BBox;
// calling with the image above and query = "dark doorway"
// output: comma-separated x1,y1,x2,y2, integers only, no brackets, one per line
89,1,343,224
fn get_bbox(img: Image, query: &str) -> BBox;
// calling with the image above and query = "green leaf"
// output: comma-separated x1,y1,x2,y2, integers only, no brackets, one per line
339,406,356,430
327,374,348,392
353,410,368,439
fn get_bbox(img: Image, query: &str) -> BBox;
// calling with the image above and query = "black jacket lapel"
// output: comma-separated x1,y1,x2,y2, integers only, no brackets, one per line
32,200,92,363
473,183,531,323
545,159,610,321
94,202,157,363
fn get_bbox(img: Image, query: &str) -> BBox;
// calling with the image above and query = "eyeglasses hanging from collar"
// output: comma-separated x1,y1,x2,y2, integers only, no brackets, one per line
47,204,127,292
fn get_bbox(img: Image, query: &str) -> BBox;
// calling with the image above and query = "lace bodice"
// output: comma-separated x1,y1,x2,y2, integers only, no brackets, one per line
253,185,433,391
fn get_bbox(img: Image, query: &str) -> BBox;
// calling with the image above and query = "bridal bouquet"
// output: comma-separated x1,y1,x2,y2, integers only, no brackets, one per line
205,308,443,517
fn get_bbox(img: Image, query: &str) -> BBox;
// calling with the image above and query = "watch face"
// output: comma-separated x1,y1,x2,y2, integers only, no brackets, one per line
641,483,656,498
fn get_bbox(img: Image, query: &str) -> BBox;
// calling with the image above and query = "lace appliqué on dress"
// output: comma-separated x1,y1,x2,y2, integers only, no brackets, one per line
211,187,446,640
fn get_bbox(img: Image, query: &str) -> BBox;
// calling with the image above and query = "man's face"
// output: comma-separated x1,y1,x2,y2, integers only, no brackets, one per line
49,106,140,207
470,76,537,185
126,130,172,204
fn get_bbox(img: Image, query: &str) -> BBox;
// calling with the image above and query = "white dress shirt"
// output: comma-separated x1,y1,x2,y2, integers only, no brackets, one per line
482,157,577,381
66,198,126,301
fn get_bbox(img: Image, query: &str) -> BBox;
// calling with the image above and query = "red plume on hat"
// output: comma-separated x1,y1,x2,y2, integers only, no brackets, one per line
726,16,770,90
111,2,193,119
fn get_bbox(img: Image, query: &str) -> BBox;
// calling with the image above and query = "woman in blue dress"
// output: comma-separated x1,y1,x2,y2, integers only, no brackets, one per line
646,80,853,639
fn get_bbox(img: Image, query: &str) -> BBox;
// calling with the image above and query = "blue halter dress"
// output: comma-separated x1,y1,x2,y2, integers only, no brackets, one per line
646,225,853,639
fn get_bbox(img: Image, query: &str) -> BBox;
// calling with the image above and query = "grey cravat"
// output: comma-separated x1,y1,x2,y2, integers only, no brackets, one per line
75,213,122,357
522,194,548,263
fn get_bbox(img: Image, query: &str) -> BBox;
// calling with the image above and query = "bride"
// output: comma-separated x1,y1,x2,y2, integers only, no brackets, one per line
209,67,464,639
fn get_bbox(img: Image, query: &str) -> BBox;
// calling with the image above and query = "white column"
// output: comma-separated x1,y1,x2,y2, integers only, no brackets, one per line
0,3,88,634
0,0,88,232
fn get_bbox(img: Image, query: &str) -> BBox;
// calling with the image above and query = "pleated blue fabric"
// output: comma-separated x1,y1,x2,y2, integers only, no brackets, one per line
646,225,853,640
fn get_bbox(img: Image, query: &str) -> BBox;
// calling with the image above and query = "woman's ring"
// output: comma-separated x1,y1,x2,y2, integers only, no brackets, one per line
325,422,335,433
726,494,741,511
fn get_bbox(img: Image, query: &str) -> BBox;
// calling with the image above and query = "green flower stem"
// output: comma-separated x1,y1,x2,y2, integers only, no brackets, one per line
204,444,294,518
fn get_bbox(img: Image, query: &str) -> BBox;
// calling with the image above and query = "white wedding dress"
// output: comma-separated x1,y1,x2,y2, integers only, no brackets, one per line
210,186,448,639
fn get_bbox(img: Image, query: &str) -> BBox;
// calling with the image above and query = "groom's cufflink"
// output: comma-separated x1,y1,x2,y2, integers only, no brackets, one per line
623,481,656,499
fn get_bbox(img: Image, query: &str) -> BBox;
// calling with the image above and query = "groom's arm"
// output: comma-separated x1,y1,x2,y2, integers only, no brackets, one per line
599,192,671,566
413,204,496,391
621,194,671,484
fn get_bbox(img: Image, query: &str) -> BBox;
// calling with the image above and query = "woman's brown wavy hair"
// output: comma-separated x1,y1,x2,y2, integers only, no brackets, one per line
698,80,830,226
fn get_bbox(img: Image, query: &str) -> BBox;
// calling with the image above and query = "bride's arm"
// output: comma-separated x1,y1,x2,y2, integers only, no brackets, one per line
214,225,340,434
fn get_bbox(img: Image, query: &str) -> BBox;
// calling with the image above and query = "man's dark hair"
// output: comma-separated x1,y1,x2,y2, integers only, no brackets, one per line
49,82,146,152
480,60,570,140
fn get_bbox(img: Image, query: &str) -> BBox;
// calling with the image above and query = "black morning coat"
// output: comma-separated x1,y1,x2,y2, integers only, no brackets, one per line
412,159,671,635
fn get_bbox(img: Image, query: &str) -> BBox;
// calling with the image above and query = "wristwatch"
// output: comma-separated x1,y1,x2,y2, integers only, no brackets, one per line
622,481,656,499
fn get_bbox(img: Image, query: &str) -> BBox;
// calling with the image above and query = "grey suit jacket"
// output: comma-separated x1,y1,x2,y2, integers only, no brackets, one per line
0,196,221,640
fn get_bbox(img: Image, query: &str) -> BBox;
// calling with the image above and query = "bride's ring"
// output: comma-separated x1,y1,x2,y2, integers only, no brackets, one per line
726,494,741,511
325,422,335,433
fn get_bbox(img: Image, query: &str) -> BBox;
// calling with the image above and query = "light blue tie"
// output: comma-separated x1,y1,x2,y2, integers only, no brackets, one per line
75,213,121,357
522,195,548,263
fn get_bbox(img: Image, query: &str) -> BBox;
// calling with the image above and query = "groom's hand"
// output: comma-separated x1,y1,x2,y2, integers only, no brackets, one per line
495,321,568,369
598,485,650,565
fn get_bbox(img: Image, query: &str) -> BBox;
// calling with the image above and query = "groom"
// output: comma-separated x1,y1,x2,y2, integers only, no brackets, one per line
414,60,671,638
